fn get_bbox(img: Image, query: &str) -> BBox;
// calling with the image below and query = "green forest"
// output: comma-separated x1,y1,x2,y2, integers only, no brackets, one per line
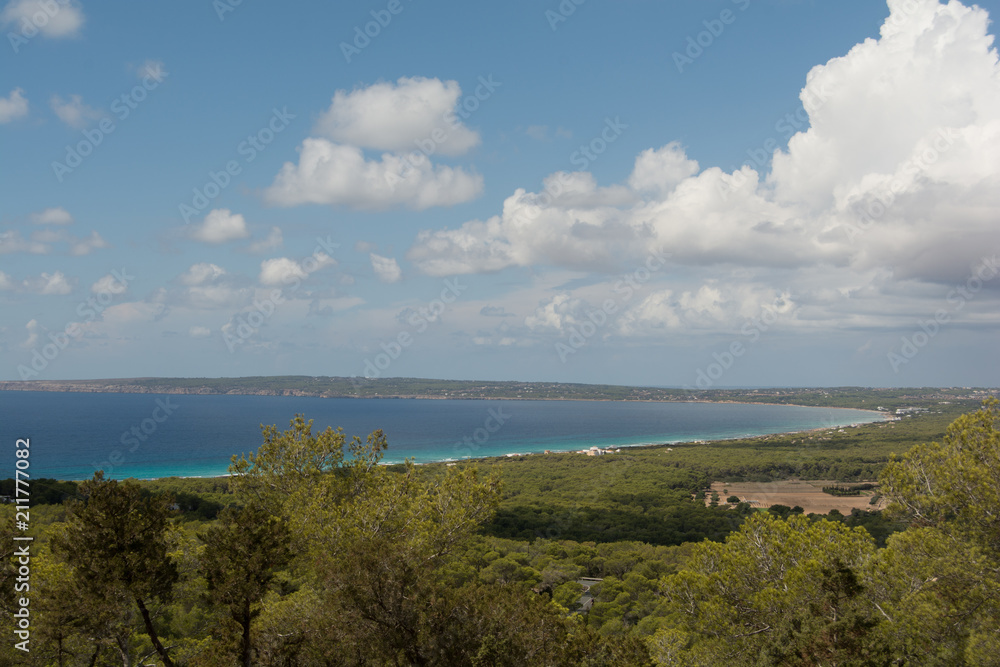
2,400,998,665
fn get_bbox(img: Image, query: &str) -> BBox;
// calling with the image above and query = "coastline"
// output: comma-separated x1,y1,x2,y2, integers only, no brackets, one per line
0,382,891,413
131,408,890,482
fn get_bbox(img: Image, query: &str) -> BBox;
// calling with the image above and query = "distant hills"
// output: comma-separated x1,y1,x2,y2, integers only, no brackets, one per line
0,376,995,410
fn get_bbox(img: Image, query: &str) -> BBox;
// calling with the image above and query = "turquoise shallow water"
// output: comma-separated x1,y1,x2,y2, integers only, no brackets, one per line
0,391,885,480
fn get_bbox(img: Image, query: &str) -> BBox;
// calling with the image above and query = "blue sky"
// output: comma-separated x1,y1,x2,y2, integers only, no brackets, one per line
1,0,999,387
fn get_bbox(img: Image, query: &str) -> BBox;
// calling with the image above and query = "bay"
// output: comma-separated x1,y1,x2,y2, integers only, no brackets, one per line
0,391,884,480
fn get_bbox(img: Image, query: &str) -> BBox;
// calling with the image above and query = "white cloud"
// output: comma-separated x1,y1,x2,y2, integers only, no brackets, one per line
258,254,334,287
179,263,227,286
409,0,1000,292
98,301,165,325
30,206,73,224
153,264,252,311
189,326,211,338
22,271,73,295
68,231,109,256
0,88,28,123
525,125,549,141
21,319,38,348
0,0,84,38
628,142,699,195
0,270,83,295
0,230,47,254
267,76,486,211
50,94,102,128
245,226,283,254
370,254,402,283
91,273,129,296
524,294,587,333
259,257,306,286
618,285,796,336
190,209,250,244
264,139,483,210
28,228,108,255
314,76,480,156
137,59,166,81
524,125,573,142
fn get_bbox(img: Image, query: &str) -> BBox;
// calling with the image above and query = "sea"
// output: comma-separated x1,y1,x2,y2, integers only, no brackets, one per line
0,391,885,481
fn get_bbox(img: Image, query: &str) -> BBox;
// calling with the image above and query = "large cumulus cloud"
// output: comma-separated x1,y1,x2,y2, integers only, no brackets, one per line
409,0,1000,290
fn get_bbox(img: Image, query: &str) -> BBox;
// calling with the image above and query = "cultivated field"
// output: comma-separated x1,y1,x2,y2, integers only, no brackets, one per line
706,479,885,515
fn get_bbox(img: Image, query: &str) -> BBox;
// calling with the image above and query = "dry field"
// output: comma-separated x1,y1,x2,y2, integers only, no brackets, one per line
705,479,885,515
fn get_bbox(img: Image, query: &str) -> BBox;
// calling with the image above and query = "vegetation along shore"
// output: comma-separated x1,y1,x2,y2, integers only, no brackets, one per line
2,379,997,664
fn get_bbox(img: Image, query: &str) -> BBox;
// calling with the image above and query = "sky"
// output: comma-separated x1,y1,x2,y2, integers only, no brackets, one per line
1,0,999,388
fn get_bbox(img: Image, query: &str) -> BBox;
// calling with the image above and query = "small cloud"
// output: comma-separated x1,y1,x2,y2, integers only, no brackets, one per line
28,228,108,255
161,265,248,311
191,209,250,244
50,94,102,128
259,257,306,286
136,59,166,82
314,76,480,156
0,271,14,290
30,206,73,225
189,326,212,338
68,231,109,256
523,125,572,142
480,305,512,317
21,319,39,348
354,240,375,253
370,253,402,284
180,263,227,286
91,273,129,295
0,230,48,255
0,88,28,123
525,125,549,141
23,271,73,295
257,255,333,287
245,226,283,254
0,0,85,39
264,139,483,211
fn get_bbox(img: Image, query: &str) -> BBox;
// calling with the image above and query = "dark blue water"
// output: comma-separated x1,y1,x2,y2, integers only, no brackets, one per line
0,392,884,480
